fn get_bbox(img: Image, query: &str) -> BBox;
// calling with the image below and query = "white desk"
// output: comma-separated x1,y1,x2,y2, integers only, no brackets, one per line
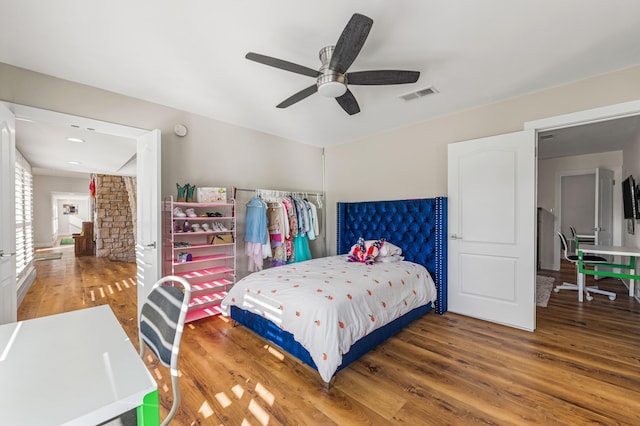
577,244,640,302
0,305,159,425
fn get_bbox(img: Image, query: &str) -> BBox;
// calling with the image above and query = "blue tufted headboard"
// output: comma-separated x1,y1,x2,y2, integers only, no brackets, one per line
337,197,447,314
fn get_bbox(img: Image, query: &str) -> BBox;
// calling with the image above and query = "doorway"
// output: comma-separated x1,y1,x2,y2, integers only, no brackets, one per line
52,193,91,239
1,103,161,322
532,104,640,275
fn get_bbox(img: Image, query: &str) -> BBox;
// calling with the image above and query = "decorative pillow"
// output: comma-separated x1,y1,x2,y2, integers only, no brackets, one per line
376,255,405,263
366,240,402,257
347,237,385,265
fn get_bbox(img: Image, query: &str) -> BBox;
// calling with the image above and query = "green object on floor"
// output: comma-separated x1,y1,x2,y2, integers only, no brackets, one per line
34,252,63,261
60,237,74,245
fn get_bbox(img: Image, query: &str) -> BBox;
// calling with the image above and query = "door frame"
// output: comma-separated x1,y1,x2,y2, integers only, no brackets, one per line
554,169,597,271
2,103,161,320
526,99,640,269
446,99,640,330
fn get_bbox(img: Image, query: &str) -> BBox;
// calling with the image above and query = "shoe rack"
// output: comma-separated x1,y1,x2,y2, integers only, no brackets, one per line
162,195,236,322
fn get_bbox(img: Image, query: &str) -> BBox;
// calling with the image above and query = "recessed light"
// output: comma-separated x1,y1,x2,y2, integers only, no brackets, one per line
67,161,81,165
66,137,85,143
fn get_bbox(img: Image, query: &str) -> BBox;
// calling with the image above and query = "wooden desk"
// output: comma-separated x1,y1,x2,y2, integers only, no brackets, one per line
577,244,640,302
0,305,159,425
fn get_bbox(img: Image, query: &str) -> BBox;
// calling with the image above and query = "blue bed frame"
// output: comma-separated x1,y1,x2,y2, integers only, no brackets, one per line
230,197,448,383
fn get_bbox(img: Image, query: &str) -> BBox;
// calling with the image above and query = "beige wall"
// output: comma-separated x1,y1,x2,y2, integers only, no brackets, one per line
324,65,640,254
5,61,640,270
0,63,325,201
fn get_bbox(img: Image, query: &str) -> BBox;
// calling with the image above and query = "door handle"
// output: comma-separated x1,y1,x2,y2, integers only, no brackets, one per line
450,234,462,240
0,252,16,258
145,242,156,249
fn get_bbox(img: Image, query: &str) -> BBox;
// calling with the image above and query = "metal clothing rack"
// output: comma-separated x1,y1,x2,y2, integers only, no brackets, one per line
233,187,327,278
233,187,324,208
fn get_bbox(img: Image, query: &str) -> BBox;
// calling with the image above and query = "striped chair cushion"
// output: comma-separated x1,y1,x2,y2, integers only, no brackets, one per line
140,285,185,367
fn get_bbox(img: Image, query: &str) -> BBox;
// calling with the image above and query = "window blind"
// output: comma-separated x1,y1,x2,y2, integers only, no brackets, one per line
15,150,33,280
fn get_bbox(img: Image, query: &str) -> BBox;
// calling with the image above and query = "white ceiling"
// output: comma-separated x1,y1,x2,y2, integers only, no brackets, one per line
6,103,143,177
2,1,640,174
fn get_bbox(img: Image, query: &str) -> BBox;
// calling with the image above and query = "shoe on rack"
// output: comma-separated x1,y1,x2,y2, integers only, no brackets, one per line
176,183,187,202
214,221,228,232
185,208,197,218
191,223,202,232
173,207,186,218
186,184,196,203
201,223,211,232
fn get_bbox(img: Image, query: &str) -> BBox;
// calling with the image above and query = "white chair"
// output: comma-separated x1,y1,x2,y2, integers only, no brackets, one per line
570,225,595,245
554,232,616,301
139,276,192,426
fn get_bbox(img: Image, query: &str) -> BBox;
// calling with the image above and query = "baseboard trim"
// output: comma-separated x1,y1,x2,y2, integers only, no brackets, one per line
17,265,36,306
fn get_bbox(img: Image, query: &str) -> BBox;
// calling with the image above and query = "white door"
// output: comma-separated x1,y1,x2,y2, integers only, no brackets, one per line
135,129,161,321
594,168,614,246
0,104,17,324
448,130,536,331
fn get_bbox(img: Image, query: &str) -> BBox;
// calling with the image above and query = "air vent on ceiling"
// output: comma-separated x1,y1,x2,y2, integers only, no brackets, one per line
400,86,439,101
540,134,555,140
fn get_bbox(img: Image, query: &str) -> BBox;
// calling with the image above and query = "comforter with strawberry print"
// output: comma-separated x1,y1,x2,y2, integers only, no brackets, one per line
221,255,437,383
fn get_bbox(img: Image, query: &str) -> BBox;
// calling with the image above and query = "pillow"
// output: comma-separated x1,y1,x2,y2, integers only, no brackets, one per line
376,255,405,263
366,240,402,257
347,237,384,265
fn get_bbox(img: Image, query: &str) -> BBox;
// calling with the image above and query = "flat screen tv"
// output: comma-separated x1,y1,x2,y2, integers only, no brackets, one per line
622,175,639,219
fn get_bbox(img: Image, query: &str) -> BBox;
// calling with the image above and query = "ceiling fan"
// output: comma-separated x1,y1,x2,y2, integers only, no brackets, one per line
246,13,420,115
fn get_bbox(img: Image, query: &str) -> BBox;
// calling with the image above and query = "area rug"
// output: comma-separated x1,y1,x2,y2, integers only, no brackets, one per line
537,275,555,307
59,237,74,245
34,252,63,261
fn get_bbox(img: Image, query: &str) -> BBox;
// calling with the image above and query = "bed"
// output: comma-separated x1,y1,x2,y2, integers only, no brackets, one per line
221,197,447,385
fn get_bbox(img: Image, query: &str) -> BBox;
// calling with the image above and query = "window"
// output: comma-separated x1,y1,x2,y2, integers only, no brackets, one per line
15,150,33,281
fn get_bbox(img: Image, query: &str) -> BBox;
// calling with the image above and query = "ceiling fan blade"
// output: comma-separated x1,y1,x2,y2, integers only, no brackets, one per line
276,84,318,108
246,52,319,78
329,13,373,74
347,70,420,85
335,89,360,115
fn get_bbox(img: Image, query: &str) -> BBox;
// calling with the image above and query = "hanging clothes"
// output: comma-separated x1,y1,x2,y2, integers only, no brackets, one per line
240,189,323,269
287,196,312,263
244,196,267,244
267,202,287,267
306,198,320,239
244,196,268,272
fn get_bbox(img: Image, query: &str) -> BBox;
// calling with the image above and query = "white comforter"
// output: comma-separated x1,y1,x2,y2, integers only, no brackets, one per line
221,255,437,383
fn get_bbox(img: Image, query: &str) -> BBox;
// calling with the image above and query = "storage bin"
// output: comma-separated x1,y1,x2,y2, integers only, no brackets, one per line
196,187,227,203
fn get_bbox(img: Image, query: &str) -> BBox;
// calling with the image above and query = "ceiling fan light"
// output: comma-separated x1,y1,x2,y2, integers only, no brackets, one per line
318,80,347,98
317,72,348,98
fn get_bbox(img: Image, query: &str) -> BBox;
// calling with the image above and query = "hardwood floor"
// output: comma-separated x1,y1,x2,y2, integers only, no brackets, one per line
19,253,640,425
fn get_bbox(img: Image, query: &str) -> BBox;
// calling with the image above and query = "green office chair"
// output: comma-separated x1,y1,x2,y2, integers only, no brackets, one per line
554,232,615,301
139,276,192,426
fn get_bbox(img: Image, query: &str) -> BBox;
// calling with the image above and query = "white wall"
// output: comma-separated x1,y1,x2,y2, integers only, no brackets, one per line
538,151,623,269
622,126,640,298
55,197,90,235
561,174,596,238
32,175,91,247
